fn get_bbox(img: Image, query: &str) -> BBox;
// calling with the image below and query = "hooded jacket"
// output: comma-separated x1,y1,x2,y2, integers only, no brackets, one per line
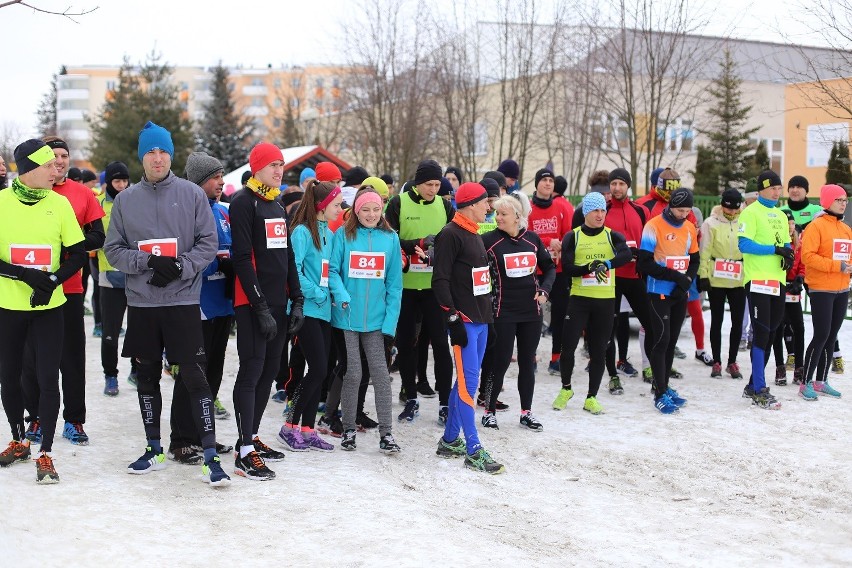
291,220,334,321
699,205,744,289
104,172,217,307
801,212,852,293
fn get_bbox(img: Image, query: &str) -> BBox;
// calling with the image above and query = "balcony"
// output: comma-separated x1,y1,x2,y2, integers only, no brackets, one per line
242,85,268,96
57,88,89,100
57,109,86,121
244,106,268,116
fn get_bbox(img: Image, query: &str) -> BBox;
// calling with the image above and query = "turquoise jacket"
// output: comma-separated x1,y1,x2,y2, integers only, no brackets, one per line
329,226,402,335
291,221,334,322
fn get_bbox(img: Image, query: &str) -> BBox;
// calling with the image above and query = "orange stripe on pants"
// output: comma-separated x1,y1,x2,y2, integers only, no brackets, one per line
453,344,475,408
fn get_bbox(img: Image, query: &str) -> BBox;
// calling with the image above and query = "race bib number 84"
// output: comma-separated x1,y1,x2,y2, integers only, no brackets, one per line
349,251,385,279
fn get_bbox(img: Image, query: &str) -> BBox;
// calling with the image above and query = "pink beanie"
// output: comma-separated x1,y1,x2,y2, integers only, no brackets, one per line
820,184,848,209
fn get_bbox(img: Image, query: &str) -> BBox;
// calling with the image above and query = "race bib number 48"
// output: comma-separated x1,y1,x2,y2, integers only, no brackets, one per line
349,251,385,279
713,259,743,280
10,244,52,271
665,255,689,273
833,239,852,261
503,252,536,278
472,266,491,296
138,238,177,257
265,218,288,249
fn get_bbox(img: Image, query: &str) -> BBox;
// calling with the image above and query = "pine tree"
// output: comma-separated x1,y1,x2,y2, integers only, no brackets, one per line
36,66,65,138
746,140,770,179
88,52,193,179
826,141,852,185
277,99,302,149
195,63,254,172
703,49,759,190
691,144,719,195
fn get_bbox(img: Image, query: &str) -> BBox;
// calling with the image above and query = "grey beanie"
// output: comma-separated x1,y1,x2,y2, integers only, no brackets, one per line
185,151,223,187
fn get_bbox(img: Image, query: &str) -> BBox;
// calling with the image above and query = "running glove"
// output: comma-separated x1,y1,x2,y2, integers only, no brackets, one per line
147,255,182,287
419,235,436,250
19,267,57,292
699,278,710,293
252,300,278,341
786,276,804,295
588,260,609,283
29,273,58,307
447,314,468,348
774,246,794,271
287,296,305,335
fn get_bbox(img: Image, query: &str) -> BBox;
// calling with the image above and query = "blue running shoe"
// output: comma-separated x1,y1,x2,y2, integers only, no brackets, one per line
25,419,42,443
270,389,287,403
104,375,119,397
63,421,89,445
548,360,560,375
398,399,419,422
202,455,231,487
128,446,166,474
92,323,102,337
665,387,687,408
127,370,138,388
654,394,679,414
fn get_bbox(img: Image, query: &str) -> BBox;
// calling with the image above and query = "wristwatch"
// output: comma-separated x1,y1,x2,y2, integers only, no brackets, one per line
448,313,459,323
49,274,58,284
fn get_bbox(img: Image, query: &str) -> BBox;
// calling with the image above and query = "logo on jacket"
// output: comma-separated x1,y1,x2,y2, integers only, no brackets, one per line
665,233,676,241
532,217,558,233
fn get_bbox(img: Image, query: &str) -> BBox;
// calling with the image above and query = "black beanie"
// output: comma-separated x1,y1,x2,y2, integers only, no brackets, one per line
105,161,130,184
757,170,782,191
241,170,252,185
554,175,568,196
344,166,369,187
281,191,304,209
669,187,694,209
534,168,554,187
13,139,54,175
380,173,394,186
788,175,809,193
445,166,463,184
414,159,442,186
67,167,83,182
608,167,632,188
483,170,507,190
720,188,743,209
480,177,501,198
81,169,97,183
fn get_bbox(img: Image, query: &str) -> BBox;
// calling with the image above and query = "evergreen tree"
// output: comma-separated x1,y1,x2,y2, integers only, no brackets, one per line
277,99,302,149
704,49,759,189
691,144,719,195
826,141,852,185
36,66,65,138
746,140,770,179
88,52,193,179
195,63,254,172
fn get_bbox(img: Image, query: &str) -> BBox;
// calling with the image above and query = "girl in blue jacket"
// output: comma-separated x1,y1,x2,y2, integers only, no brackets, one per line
277,180,342,452
329,188,403,453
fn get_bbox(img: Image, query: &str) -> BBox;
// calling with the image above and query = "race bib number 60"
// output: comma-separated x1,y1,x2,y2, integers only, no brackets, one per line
265,218,288,249
10,244,52,271
138,238,178,257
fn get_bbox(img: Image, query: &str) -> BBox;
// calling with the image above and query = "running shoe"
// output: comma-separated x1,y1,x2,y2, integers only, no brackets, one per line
668,368,683,380
303,431,334,452
750,387,781,410
654,394,679,414
710,362,722,378
437,406,448,426
814,381,841,398
215,442,234,454
92,323,102,337
281,400,294,418
548,360,560,375
608,376,624,395
583,396,603,415
234,450,275,481
738,339,748,352
519,412,543,431
317,415,340,437
270,389,287,403
552,387,574,410
25,419,42,443
673,345,687,359
642,367,654,384
253,437,286,462
793,367,804,385
481,412,499,429
127,370,138,388
341,429,357,451
63,421,89,446
831,357,845,374
775,366,787,386
436,437,466,458
35,452,59,484
726,363,743,379
417,380,437,398
104,375,119,397
0,440,30,467
464,448,505,475
785,354,796,372
742,384,755,398
379,434,401,454
356,412,378,430
695,351,713,366
168,445,203,465
202,456,231,487
665,387,687,407
477,397,510,412
127,446,166,474
276,426,310,452
398,389,407,405
799,382,818,401
213,398,231,420
616,359,638,377
398,399,419,422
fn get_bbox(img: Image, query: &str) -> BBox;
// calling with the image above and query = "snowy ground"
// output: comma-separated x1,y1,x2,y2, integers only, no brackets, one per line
2,304,852,567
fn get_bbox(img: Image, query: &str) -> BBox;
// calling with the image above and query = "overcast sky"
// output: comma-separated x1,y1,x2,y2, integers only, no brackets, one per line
0,0,829,142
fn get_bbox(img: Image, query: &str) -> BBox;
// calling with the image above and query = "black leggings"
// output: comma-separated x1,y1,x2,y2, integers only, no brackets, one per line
481,319,541,412
100,286,127,376
0,307,63,452
707,286,746,365
549,272,569,357
646,294,687,398
772,302,804,368
287,317,331,429
803,291,848,384
560,296,615,398
606,277,652,373
746,284,785,391
396,289,452,405
90,258,101,326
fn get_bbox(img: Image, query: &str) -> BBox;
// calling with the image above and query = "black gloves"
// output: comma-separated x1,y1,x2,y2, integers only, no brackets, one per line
29,272,58,307
787,276,804,295
669,286,688,301
699,278,710,293
147,255,182,287
217,256,234,279
19,267,56,292
252,300,278,341
775,246,794,271
674,273,692,291
447,313,467,348
287,296,305,335
588,260,609,283
419,235,436,250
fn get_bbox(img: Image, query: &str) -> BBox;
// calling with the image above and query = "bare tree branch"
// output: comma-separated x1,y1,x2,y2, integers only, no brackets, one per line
0,1,98,22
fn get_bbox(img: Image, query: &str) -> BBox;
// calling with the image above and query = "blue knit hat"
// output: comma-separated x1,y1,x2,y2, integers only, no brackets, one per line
582,192,607,216
300,168,316,185
137,121,174,162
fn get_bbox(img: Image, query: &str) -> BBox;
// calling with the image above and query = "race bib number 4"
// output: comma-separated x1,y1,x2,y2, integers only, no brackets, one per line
503,252,536,278
10,244,52,271
665,255,689,273
265,218,288,249
408,254,432,273
833,239,852,261
472,266,491,296
349,251,385,279
138,238,177,257
751,279,781,296
713,259,743,280
320,259,329,287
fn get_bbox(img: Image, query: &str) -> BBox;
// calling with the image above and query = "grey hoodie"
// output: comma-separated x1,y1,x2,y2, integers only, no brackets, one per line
104,171,217,307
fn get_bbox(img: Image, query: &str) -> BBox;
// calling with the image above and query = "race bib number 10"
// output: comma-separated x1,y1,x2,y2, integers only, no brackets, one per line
138,238,178,257
10,244,52,271
349,251,385,279
713,259,743,280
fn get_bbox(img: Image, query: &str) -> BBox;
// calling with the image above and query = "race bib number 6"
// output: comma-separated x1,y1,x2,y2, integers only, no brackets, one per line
349,251,386,279
472,266,491,296
665,255,689,273
503,252,536,278
265,218,288,249
138,238,178,257
10,244,52,271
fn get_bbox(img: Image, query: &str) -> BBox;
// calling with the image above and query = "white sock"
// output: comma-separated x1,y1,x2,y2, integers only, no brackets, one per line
240,445,253,458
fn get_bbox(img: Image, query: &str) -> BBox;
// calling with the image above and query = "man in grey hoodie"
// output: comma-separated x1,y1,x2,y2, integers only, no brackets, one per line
104,121,229,487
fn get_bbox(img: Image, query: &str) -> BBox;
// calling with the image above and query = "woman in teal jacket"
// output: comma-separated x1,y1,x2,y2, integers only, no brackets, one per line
329,188,403,452
277,180,342,452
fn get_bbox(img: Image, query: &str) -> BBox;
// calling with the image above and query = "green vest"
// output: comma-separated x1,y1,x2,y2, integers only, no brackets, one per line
477,221,497,235
781,201,823,228
97,196,117,273
398,191,449,289
570,226,616,299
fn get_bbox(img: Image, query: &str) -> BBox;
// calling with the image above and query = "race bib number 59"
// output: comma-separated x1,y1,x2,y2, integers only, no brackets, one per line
665,255,689,273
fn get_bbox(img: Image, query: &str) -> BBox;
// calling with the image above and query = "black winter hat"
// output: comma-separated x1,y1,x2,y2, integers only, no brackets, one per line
444,166,463,184
414,159,442,186
480,177,501,198
14,139,54,176
281,191,304,209
241,170,252,185
608,167,632,188
66,167,83,181
669,187,694,209
554,175,568,196
757,170,782,190
720,188,743,209
497,159,520,180
105,161,130,184
534,168,554,187
81,169,97,183
344,166,369,187
380,173,394,186
788,175,809,193
483,170,507,190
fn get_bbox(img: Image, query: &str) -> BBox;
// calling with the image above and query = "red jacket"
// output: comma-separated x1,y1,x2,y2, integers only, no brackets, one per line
636,189,697,224
605,197,646,279
528,197,573,272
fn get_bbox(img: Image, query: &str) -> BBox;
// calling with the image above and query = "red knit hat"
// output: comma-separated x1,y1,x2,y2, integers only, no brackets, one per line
315,162,342,182
249,143,283,175
820,184,848,209
455,182,487,208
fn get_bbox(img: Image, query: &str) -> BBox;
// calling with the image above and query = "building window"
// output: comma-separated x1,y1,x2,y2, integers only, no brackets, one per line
590,114,628,150
251,78,264,87
751,137,784,178
332,77,340,88
315,77,324,88
106,80,116,91
291,97,300,109
252,97,263,106
274,97,282,108
273,118,281,128
472,121,488,156
273,78,281,88
659,118,695,153
291,77,301,88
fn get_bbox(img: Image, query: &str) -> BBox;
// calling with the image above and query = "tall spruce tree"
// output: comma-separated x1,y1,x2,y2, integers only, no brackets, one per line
36,65,65,138
195,63,254,171
88,52,193,179
703,49,759,191
691,144,719,195
826,141,852,185
746,140,771,179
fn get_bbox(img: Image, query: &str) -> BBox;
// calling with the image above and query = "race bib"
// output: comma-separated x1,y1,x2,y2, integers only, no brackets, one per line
751,279,781,296
713,259,743,281
833,239,852,261
348,251,385,279
265,218,288,249
581,270,611,287
785,293,801,303
626,240,637,262
9,244,52,271
665,255,689,273
320,259,329,287
472,266,491,296
408,253,433,273
138,238,178,257
503,252,536,278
